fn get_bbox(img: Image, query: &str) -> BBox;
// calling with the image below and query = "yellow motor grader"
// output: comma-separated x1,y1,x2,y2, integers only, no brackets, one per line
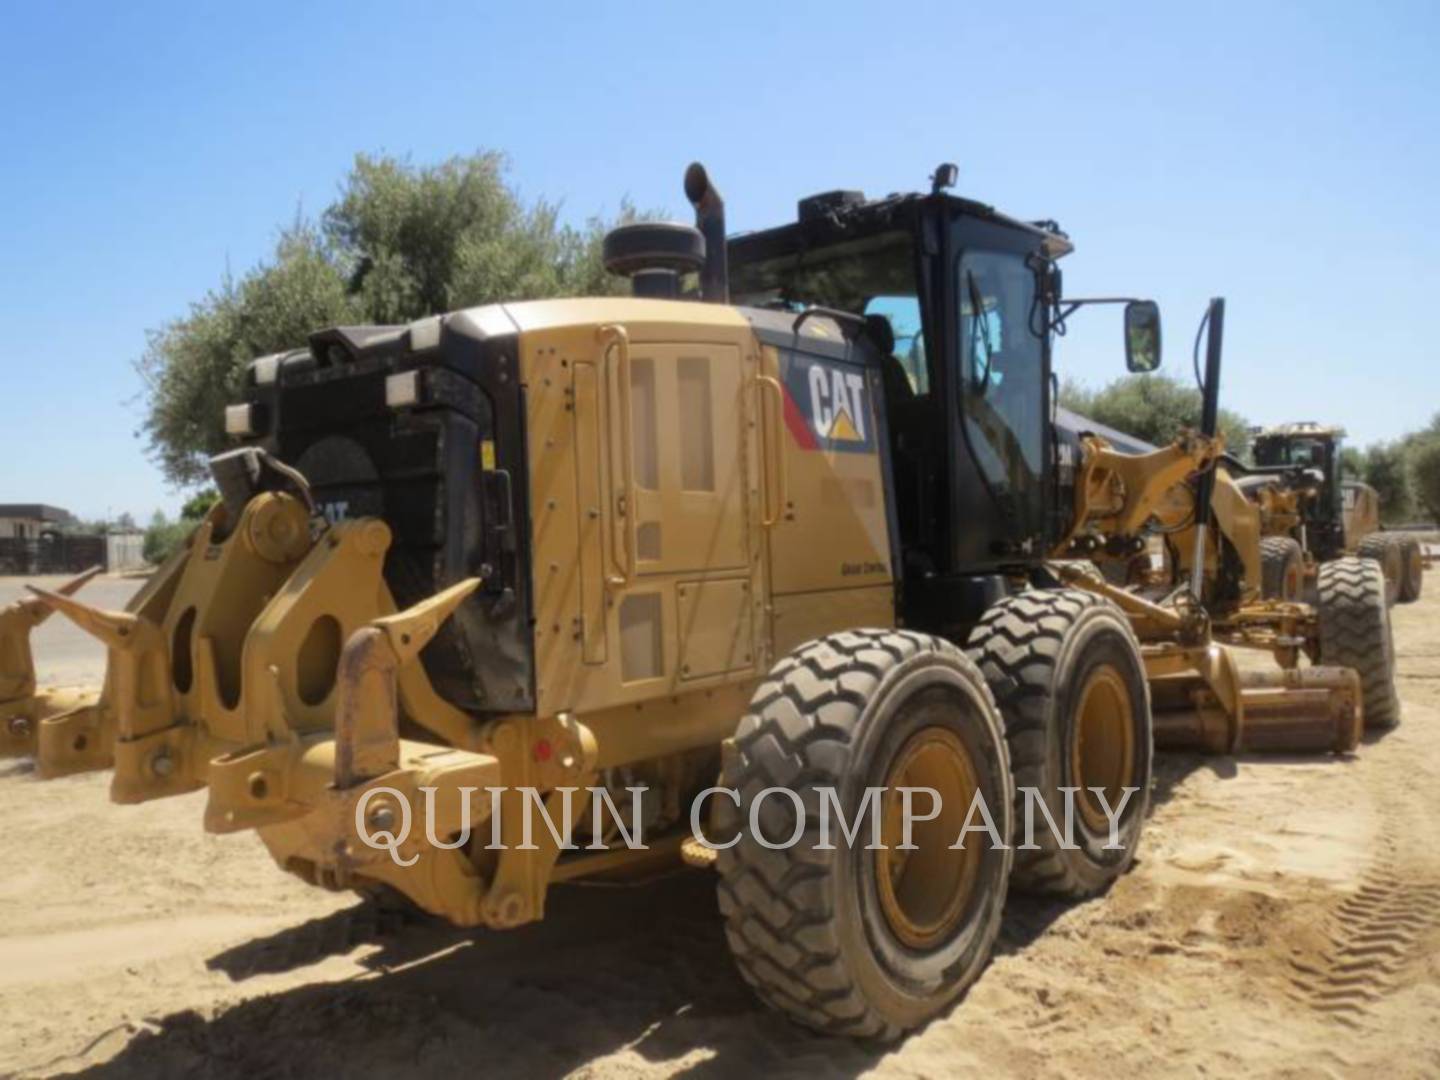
1054,321,1396,739
1229,422,1425,605
0,163,1380,1040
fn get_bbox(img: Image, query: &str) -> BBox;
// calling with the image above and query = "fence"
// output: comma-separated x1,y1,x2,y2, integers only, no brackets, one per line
0,534,107,576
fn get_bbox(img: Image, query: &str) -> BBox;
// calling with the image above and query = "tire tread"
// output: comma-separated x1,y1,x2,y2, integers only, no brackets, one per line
717,629,1007,1040
1318,556,1400,729
966,588,1151,898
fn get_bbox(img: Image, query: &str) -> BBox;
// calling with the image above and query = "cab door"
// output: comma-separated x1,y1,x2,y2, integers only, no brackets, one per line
949,245,1049,567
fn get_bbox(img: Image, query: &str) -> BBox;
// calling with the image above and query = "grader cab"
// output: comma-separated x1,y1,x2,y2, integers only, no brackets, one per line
0,163,1390,1040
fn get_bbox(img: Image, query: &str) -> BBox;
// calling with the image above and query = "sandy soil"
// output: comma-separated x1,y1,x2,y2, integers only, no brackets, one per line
1,577,1438,1079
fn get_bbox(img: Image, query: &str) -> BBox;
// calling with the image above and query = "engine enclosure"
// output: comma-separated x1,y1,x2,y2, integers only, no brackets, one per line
238,312,535,715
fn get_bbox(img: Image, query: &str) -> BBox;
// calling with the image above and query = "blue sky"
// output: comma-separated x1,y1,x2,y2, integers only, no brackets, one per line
2,1,1436,521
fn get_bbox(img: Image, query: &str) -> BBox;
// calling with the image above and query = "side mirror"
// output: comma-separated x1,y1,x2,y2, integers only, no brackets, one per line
1124,300,1162,373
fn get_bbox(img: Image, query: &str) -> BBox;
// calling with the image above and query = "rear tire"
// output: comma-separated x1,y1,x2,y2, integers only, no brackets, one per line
966,589,1153,898
1357,534,1402,606
1260,536,1304,601
716,630,1014,1040
1395,536,1423,603
1318,557,1399,730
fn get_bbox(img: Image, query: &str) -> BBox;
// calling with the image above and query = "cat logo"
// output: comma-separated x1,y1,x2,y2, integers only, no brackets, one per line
318,500,350,525
809,363,867,443
780,355,875,454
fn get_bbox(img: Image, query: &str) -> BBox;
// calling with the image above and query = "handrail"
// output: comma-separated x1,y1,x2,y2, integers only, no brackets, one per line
755,374,788,528
598,324,637,583
792,305,867,340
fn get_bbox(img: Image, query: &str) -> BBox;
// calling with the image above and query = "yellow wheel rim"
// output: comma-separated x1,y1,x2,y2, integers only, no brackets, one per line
1070,666,1135,833
875,726,982,949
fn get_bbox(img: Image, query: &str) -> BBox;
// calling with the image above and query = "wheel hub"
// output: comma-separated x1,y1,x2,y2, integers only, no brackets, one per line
1070,666,1135,834
875,726,982,949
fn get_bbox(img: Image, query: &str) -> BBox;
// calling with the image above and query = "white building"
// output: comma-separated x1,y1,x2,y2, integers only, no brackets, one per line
105,529,146,572
0,504,73,539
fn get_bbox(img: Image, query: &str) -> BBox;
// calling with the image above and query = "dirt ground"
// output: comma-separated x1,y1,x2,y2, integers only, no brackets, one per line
1,573,1438,1079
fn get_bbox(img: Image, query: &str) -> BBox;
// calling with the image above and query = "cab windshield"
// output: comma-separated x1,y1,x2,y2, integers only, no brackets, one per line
1256,437,1329,468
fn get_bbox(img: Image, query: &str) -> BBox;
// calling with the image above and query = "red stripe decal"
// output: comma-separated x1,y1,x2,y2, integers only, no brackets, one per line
781,383,819,450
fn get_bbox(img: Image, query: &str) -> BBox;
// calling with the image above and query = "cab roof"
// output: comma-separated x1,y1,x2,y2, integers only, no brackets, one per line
1254,421,1347,439
729,188,1074,263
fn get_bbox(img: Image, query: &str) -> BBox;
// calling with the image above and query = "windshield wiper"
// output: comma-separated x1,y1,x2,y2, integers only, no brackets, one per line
966,270,994,394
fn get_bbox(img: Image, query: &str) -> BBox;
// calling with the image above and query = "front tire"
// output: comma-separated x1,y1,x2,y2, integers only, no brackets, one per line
1318,557,1400,730
717,630,1014,1040
1357,534,1402,606
1260,536,1304,601
967,589,1153,898
1395,536,1424,603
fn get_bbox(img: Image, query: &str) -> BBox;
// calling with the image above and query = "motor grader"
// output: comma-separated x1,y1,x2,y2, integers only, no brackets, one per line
1045,298,1395,747
1230,422,1425,605
0,163,1379,1041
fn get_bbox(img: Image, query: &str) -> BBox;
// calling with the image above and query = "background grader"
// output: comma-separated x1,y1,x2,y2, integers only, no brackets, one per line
1050,302,1393,747
0,163,1392,1040
1234,422,1426,605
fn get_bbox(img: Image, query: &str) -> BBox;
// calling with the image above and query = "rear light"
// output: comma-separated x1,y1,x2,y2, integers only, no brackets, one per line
224,403,261,437
385,371,421,408
250,353,282,386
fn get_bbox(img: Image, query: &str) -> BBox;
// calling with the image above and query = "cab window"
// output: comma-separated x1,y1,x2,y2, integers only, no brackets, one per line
864,295,929,396
957,249,1045,491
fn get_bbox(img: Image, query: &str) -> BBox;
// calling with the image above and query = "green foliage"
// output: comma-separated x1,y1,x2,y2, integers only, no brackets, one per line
1060,374,1252,457
180,488,220,521
138,223,355,485
142,509,189,565
1410,437,1440,522
1327,413,1440,525
1358,442,1413,524
140,151,644,486
142,489,223,565
323,153,636,323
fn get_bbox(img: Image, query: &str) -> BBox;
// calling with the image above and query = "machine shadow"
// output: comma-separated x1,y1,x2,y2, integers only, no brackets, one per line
0,759,36,780
1150,750,1231,809
90,870,881,1080
1148,742,1369,812
84,744,1355,1078
992,752,1228,955
85,845,1138,1080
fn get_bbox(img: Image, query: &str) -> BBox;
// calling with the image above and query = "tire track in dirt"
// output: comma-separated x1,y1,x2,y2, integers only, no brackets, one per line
1285,741,1440,1027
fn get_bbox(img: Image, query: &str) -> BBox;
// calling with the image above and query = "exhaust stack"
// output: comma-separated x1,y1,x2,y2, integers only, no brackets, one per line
684,162,728,303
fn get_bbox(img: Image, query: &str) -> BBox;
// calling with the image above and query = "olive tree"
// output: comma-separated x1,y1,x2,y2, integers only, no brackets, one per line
140,151,643,487
1410,437,1440,523
1060,374,1252,457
